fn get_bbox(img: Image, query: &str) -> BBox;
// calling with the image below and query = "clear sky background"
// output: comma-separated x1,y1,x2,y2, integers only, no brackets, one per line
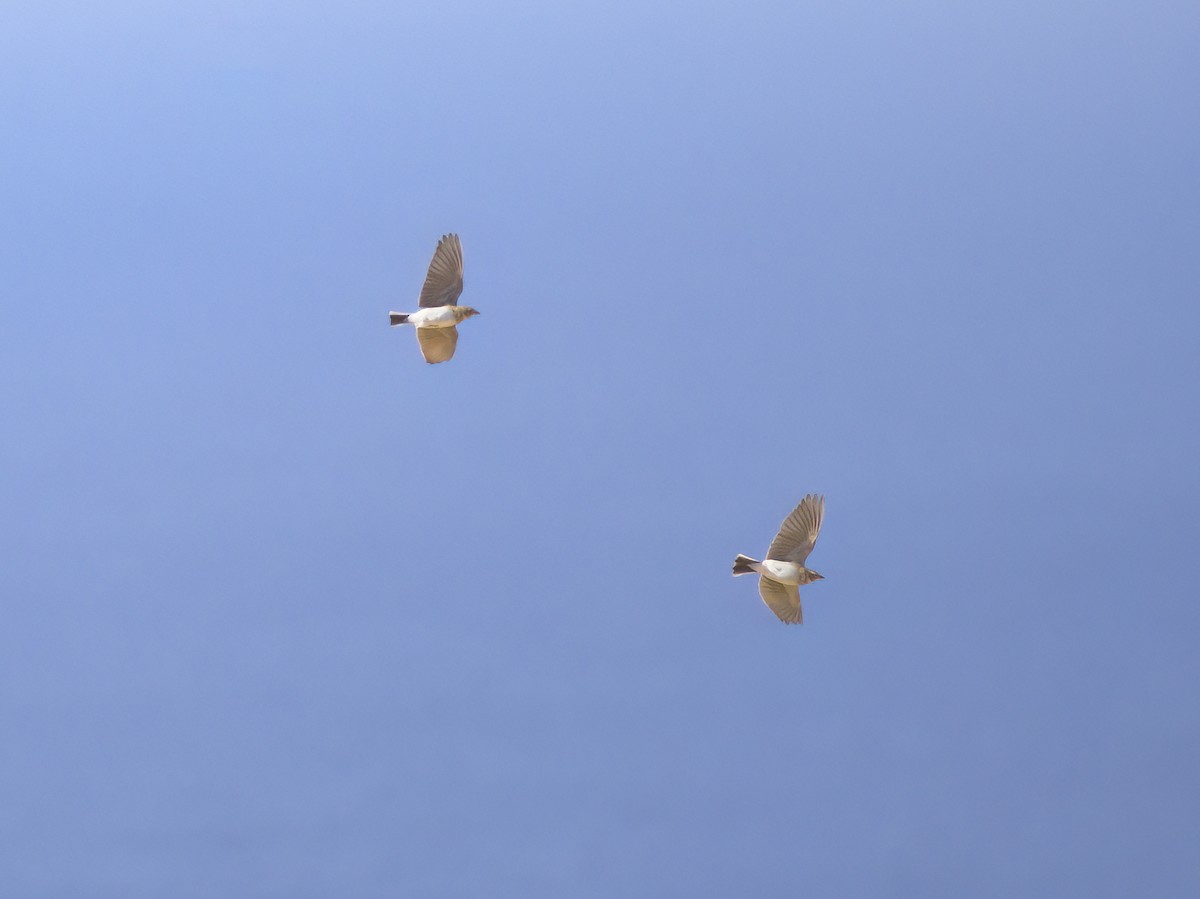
2,1,1198,895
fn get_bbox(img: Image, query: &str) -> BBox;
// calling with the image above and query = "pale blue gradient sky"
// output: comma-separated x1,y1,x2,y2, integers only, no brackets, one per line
2,1,1198,896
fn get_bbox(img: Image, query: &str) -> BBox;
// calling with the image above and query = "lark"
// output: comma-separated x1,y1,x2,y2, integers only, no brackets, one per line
389,233,480,364
733,494,825,624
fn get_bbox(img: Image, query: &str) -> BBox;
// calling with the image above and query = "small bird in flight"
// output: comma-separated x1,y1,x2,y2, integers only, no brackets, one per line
389,233,480,364
733,494,826,624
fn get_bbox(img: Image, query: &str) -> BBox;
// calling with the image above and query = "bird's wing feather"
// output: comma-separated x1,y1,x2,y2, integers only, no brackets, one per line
418,234,464,308
766,494,824,564
758,577,803,624
417,326,459,363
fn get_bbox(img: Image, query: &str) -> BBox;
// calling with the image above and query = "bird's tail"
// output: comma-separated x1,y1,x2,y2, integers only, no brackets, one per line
389,312,409,325
732,554,758,576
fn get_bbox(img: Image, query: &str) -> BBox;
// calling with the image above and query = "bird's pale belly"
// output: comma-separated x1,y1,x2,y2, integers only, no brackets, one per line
409,307,458,327
761,560,803,584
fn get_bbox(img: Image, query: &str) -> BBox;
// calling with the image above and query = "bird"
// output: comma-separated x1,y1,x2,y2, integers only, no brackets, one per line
389,233,480,364
733,494,825,624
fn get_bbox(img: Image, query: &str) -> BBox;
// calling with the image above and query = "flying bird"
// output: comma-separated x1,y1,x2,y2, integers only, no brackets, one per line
389,233,480,364
733,494,826,624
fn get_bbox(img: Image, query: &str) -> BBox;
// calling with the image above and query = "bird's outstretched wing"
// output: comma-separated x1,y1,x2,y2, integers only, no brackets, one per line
418,234,464,308
759,577,803,624
417,326,459,364
766,494,824,564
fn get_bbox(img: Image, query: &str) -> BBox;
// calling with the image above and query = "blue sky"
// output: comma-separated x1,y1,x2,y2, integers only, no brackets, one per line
3,1,1198,895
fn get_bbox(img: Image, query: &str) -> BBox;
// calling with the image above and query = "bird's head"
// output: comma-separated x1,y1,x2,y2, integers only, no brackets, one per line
454,306,481,322
804,569,825,584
